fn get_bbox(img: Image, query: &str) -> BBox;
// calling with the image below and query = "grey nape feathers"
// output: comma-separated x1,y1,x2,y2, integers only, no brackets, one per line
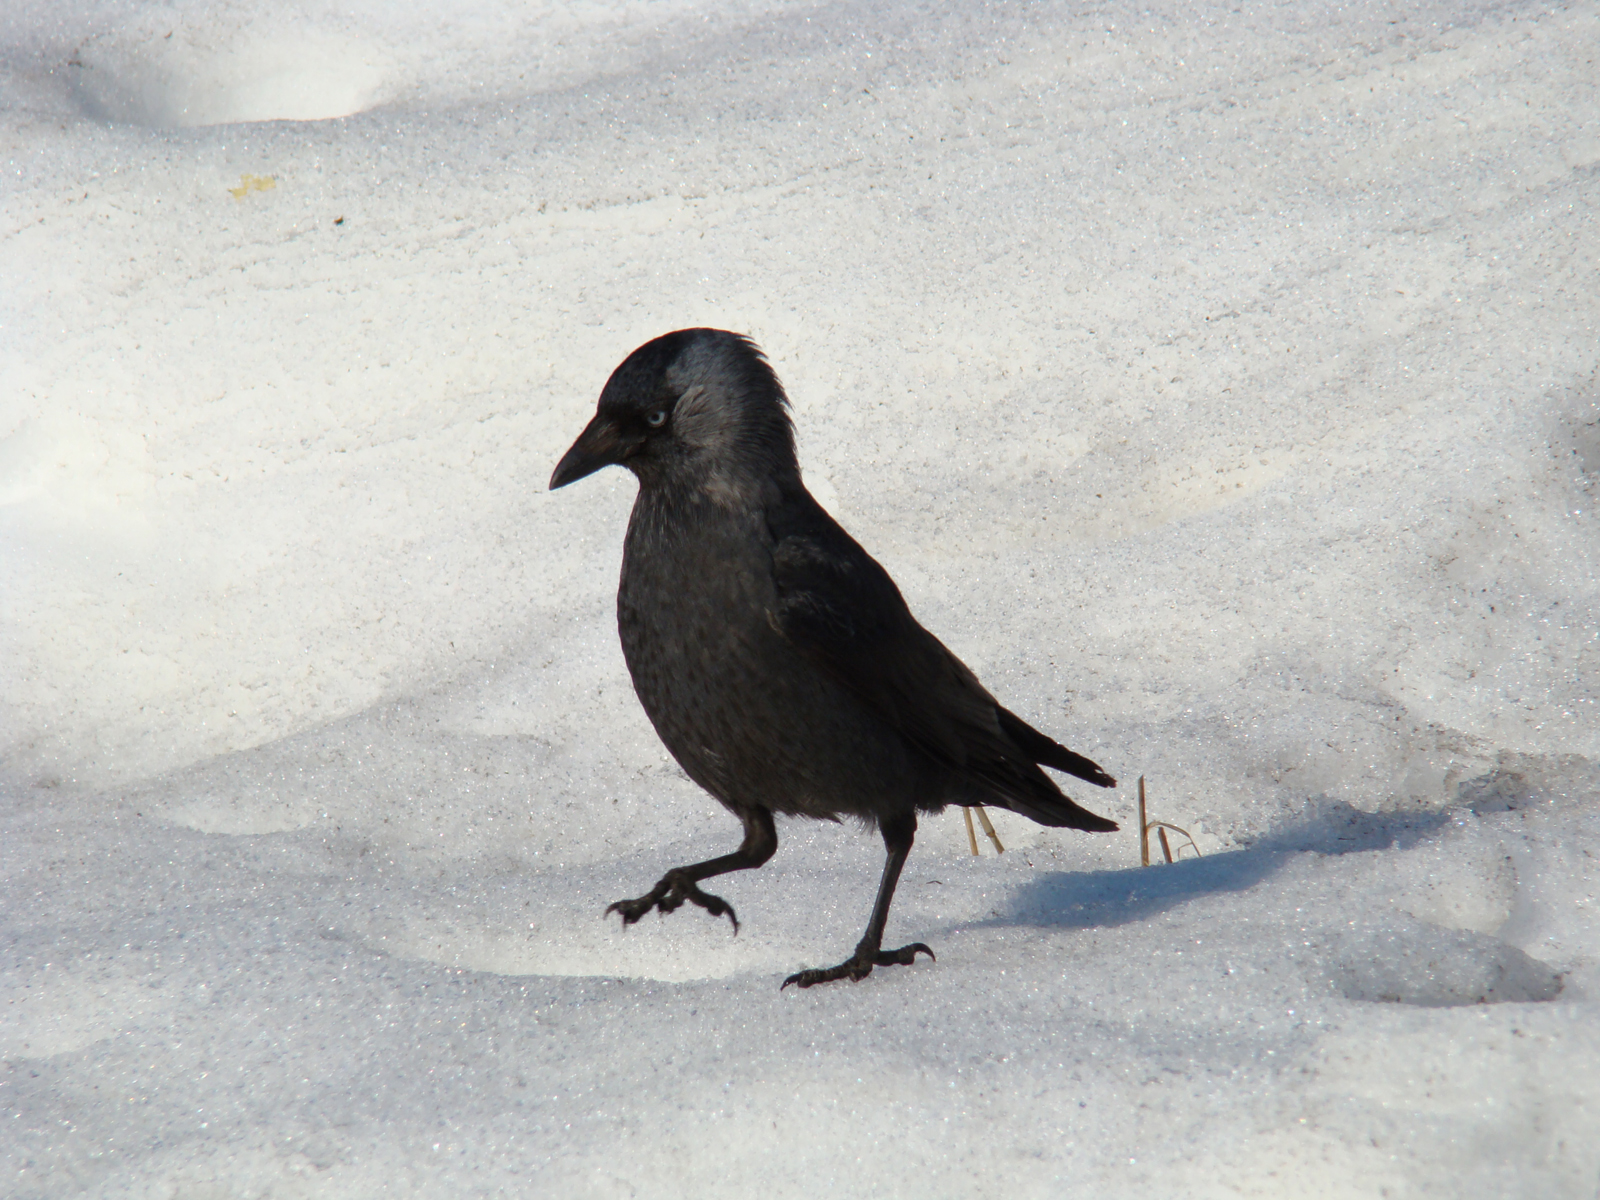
551,329,1117,988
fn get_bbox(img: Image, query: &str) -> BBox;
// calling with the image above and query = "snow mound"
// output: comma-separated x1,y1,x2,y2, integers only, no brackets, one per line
1328,925,1562,1007
68,20,389,126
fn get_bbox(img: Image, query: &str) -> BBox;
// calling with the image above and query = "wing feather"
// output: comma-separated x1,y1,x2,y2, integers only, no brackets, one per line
765,490,1117,831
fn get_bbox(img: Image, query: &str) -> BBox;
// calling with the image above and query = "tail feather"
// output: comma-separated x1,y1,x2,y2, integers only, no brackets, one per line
1000,790,1120,832
996,706,1117,788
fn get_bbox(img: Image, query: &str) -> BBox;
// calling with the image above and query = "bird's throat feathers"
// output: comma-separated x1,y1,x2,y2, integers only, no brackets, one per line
637,463,795,525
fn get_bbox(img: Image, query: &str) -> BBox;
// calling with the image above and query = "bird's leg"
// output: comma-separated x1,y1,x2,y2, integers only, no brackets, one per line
606,807,776,934
782,812,934,989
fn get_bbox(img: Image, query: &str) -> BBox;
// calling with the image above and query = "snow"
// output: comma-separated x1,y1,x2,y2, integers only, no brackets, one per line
3,0,1598,1194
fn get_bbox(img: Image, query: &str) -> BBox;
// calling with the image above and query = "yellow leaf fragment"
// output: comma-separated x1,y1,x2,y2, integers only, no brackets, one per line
229,174,277,200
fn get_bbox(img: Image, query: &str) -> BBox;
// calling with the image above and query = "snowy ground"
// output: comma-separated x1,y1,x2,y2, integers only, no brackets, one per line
4,0,1599,1195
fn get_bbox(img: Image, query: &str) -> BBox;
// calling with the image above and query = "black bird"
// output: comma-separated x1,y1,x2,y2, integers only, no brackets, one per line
550,329,1118,988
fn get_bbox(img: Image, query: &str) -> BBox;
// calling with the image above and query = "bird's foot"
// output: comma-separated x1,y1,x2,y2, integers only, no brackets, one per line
605,869,739,933
781,942,934,990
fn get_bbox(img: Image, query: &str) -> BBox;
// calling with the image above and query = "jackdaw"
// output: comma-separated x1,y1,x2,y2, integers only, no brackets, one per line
550,329,1118,987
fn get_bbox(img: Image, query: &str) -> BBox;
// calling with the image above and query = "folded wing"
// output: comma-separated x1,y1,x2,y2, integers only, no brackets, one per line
765,490,1117,832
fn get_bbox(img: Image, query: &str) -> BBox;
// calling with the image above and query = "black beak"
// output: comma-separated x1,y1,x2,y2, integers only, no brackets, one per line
550,415,624,489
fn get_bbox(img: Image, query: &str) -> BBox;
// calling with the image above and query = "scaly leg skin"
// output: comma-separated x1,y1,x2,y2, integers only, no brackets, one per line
782,810,933,989
782,937,934,989
607,868,740,932
605,806,776,937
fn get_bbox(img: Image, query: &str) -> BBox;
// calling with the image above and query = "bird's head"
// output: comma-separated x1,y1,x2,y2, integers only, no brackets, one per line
549,328,798,503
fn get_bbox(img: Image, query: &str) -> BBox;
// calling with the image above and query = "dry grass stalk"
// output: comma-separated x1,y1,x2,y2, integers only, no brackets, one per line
974,807,1005,853
962,806,1005,855
1139,776,1150,866
1138,775,1202,866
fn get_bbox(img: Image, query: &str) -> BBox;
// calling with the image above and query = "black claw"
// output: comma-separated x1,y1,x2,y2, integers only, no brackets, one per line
605,875,739,933
780,941,936,989
605,897,654,927
781,963,866,990
875,942,935,966
712,904,740,935
680,882,738,932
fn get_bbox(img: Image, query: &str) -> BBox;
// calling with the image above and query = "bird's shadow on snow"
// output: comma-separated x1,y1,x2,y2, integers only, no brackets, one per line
990,799,1451,931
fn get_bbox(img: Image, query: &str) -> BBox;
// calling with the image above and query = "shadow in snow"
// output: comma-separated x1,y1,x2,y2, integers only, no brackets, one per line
994,847,1278,931
991,800,1452,931
1240,798,1451,855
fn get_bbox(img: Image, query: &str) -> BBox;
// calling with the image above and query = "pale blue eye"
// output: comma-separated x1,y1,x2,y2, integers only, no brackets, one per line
646,409,668,428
